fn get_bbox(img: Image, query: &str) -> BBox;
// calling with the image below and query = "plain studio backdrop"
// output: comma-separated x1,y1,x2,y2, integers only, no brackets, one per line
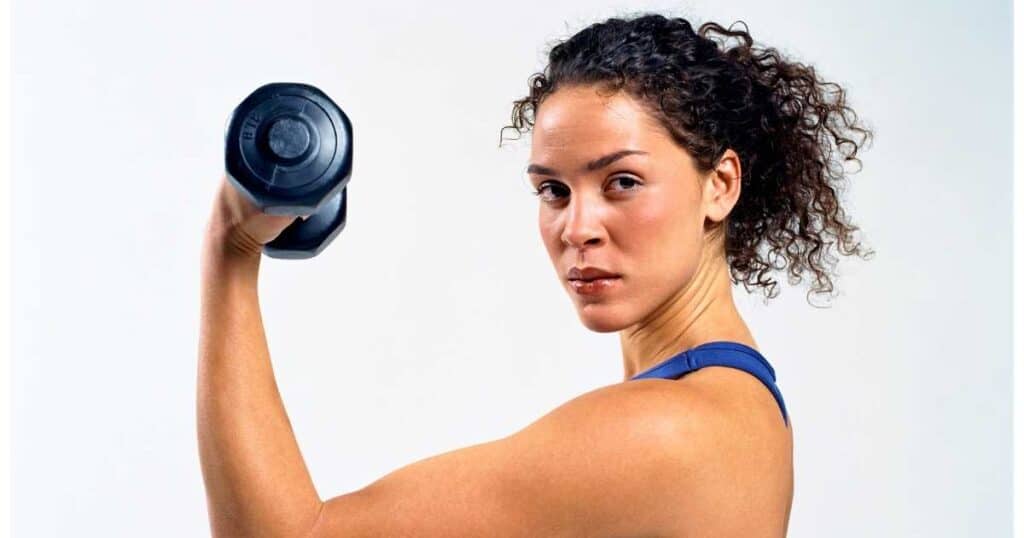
10,0,1012,536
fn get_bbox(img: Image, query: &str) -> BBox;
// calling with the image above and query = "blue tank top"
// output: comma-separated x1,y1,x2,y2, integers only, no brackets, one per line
629,341,789,427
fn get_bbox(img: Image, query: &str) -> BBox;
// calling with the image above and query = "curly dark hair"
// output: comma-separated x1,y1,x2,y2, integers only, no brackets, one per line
499,13,876,306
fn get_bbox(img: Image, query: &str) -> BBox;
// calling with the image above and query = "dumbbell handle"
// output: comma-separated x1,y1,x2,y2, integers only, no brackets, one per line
258,186,347,260
222,171,350,260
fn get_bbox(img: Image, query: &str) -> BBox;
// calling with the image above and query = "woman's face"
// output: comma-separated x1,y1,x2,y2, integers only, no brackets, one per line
527,85,718,333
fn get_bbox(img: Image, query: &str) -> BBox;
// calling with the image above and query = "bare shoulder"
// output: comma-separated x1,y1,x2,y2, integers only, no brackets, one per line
310,378,790,537
645,366,796,536
549,374,794,536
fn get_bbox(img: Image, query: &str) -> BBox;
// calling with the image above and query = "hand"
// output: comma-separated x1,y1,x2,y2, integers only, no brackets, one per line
203,174,310,259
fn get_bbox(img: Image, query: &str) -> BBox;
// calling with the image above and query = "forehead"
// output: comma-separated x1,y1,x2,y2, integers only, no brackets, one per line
530,86,666,155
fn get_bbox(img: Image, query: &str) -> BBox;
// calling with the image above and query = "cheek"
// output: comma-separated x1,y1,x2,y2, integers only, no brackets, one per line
623,193,703,280
538,211,561,258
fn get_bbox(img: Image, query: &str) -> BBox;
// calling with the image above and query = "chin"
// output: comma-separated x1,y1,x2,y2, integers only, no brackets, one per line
575,304,632,333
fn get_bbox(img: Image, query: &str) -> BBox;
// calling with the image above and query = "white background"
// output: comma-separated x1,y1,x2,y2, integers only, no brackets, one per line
10,0,1013,536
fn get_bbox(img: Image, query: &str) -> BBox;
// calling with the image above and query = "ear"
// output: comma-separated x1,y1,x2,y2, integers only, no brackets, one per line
702,149,743,225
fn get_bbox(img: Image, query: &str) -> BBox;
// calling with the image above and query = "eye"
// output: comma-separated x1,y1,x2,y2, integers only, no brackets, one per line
531,176,642,202
608,176,642,192
531,181,569,202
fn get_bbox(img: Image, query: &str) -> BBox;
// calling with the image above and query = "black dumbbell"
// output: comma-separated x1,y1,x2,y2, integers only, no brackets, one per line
224,82,353,259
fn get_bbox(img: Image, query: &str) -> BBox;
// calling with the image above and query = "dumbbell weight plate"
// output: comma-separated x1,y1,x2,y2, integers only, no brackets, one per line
224,82,353,258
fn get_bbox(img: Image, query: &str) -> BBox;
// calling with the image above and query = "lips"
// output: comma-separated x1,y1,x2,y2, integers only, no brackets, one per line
567,266,621,282
568,273,621,296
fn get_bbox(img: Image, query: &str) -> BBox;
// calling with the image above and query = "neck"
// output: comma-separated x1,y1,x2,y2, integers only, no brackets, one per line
618,245,756,381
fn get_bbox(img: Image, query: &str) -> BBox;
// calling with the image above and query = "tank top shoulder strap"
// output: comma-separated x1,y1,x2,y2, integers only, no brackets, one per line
630,341,789,427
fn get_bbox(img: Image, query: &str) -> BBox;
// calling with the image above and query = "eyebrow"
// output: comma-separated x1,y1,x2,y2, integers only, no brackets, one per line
526,149,649,177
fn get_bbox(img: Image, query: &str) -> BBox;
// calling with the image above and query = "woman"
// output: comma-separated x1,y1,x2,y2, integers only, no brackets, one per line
198,13,874,537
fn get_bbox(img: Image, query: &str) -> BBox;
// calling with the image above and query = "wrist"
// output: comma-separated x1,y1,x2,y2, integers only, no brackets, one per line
202,224,263,277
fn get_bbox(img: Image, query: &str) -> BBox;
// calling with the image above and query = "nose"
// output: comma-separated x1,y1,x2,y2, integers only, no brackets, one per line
560,193,606,249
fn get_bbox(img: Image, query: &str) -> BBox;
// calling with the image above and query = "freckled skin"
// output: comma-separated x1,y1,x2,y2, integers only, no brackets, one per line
532,86,704,332
528,84,753,377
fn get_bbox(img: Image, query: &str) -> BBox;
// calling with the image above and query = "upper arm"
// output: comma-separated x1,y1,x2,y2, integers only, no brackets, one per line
308,382,709,537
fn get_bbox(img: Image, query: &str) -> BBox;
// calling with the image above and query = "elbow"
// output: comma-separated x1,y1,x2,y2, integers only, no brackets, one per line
206,501,326,538
303,501,327,538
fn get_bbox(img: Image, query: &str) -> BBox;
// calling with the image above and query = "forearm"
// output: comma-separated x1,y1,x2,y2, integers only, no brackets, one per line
196,234,323,537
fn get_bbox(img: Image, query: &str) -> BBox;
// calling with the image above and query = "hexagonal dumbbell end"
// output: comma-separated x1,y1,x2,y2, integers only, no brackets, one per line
224,82,353,259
